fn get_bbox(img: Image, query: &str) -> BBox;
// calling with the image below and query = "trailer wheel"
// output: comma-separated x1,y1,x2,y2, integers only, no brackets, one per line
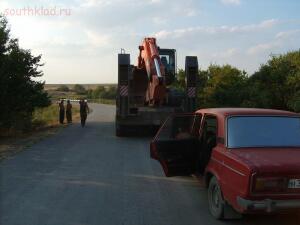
208,176,224,219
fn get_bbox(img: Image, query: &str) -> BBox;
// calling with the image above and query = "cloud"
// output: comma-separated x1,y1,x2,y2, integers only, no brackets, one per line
247,27,300,55
247,42,280,55
84,30,110,47
148,0,162,4
154,19,279,40
152,16,168,25
258,19,279,28
220,0,240,5
0,1,10,9
276,29,300,39
79,0,112,8
212,48,238,58
1,0,298,83
182,8,198,17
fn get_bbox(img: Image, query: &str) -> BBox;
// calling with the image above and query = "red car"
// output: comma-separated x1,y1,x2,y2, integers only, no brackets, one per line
150,108,300,219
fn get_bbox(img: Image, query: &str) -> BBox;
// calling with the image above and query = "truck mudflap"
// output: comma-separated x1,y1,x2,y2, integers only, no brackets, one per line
117,53,130,118
185,56,198,113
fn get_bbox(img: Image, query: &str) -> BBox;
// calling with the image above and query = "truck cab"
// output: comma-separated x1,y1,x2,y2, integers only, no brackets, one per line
158,48,176,85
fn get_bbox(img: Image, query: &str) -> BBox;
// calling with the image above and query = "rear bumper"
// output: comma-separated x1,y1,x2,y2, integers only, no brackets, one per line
116,106,181,126
237,197,300,212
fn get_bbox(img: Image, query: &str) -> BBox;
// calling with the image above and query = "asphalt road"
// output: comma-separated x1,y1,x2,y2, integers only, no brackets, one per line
0,104,299,225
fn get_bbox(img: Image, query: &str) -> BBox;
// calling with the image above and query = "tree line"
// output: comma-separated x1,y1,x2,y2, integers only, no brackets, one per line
56,84,90,95
56,84,117,100
173,50,300,112
86,86,117,100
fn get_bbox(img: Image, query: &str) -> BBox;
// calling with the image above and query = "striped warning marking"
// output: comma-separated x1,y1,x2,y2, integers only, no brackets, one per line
119,85,128,97
187,87,196,98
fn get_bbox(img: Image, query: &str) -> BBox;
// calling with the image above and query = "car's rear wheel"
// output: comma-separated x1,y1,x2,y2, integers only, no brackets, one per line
208,176,224,219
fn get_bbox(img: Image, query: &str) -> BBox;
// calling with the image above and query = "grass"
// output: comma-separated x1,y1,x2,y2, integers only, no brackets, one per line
0,103,81,159
32,104,80,128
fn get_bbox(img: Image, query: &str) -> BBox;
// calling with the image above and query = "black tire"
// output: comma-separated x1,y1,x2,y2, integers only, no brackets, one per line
208,176,224,219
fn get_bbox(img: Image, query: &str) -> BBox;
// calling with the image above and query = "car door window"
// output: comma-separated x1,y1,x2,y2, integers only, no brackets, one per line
197,115,217,173
156,114,202,141
201,115,217,147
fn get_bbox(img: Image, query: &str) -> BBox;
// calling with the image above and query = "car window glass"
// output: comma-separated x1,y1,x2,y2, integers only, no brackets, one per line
227,116,300,148
156,114,202,141
201,115,217,146
191,114,202,137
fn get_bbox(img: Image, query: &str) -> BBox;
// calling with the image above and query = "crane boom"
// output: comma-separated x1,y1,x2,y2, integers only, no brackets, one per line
137,37,166,105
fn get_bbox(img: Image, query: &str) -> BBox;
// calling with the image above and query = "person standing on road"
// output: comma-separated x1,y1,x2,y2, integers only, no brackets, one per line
58,100,65,124
66,100,72,123
79,99,89,127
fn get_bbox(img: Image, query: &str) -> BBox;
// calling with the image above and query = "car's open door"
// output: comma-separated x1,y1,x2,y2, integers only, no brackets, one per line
150,113,202,177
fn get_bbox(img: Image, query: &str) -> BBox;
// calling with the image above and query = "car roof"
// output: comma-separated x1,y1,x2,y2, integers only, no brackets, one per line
195,108,299,117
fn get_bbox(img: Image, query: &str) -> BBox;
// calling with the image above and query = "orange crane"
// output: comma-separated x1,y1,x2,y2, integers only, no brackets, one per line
116,37,198,136
137,38,166,106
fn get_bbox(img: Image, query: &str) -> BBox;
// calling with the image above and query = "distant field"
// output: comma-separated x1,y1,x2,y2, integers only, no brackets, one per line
46,90,86,101
45,84,116,105
45,84,117,91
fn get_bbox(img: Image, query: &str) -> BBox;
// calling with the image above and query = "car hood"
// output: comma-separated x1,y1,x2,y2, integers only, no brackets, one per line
230,148,300,175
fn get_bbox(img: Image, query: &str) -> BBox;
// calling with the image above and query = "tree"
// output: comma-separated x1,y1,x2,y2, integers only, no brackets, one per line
247,50,300,112
288,91,300,112
93,86,106,99
0,16,50,131
73,84,86,95
171,69,186,91
101,86,117,99
56,85,70,92
199,64,248,108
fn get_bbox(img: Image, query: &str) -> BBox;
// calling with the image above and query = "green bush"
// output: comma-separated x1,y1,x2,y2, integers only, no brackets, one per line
199,64,248,108
87,86,117,100
56,85,70,92
73,84,87,95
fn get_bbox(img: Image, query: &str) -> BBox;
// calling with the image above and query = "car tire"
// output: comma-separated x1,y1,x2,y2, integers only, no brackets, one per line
208,176,224,219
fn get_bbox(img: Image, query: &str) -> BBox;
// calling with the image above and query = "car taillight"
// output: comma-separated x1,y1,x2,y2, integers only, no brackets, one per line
253,177,287,193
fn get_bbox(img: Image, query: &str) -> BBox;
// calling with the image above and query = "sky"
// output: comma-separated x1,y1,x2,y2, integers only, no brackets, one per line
0,0,300,84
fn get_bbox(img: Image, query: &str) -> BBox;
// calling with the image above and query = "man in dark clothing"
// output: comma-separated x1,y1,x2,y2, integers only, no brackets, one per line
66,100,72,123
79,100,89,127
58,100,65,124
